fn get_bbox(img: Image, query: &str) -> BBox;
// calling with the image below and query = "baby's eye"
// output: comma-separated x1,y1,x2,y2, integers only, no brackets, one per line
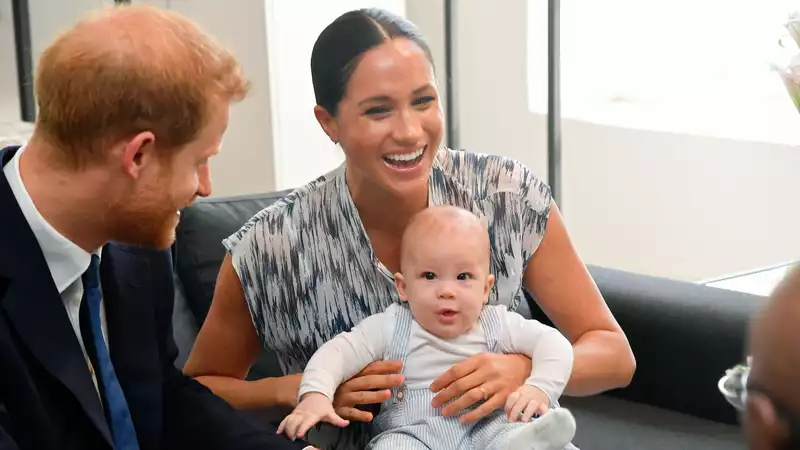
457,273,472,281
422,272,436,280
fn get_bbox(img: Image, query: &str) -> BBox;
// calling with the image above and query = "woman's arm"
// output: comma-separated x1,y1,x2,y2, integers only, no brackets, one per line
184,254,405,421
524,202,636,396
183,254,299,410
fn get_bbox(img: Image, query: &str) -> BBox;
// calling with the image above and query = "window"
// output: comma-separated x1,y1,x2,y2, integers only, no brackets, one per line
528,0,800,145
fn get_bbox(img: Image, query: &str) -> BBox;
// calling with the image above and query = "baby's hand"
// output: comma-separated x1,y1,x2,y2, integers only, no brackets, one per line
277,392,350,440
504,384,551,423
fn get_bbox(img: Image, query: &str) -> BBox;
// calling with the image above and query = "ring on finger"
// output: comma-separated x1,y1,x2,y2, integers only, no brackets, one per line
479,386,488,401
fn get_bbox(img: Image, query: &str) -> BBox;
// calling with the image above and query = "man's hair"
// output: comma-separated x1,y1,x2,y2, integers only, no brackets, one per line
33,4,250,167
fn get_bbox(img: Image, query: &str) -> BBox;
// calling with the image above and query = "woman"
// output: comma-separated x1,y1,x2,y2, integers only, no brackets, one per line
184,8,635,450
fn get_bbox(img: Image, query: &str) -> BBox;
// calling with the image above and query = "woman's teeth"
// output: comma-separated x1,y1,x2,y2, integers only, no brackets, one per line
384,147,425,163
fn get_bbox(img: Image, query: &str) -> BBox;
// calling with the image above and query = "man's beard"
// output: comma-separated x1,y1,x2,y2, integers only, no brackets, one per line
108,194,181,250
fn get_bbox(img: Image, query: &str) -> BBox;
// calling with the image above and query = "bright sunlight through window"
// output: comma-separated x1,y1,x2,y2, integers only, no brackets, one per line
528,0,800,145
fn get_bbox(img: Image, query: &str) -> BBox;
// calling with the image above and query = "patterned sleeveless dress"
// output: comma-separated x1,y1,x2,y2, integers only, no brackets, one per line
223,147,552,450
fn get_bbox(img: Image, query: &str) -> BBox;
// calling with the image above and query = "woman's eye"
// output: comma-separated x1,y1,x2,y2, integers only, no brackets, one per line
365,106,390,115
413,95,435,106
423,272,436,280
457,273,472,281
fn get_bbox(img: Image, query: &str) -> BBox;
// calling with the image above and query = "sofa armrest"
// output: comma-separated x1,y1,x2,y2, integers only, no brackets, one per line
526,265,765,424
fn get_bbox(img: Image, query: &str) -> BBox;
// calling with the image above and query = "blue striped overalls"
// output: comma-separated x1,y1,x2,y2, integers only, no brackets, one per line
367,303,571,450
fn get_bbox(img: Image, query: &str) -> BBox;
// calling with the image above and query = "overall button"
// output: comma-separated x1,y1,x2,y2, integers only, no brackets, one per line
396,388,405,401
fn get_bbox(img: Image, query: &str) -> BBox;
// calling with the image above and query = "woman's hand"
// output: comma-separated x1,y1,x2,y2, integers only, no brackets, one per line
332,360,405,422
430,353,530,424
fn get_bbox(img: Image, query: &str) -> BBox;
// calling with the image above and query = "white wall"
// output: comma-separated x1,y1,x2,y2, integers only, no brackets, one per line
265,0,406,190
453,0,800,282
0,0,21,122
2,1,125,123
1,0,109,122
406,0,448,146
27,0,111,70
561,120,800,282
136,0,278,197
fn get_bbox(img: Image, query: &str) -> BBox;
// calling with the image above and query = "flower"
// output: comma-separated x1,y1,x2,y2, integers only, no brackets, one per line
773,12,800,113
718,356,751,412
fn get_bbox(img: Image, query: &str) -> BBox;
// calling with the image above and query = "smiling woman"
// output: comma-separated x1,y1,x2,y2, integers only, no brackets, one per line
184,7,634,450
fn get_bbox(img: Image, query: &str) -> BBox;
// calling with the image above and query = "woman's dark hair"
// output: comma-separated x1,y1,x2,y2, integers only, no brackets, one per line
310,8,434,116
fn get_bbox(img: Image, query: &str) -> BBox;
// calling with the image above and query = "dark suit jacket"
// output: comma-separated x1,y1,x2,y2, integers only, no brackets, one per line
0,146,306,450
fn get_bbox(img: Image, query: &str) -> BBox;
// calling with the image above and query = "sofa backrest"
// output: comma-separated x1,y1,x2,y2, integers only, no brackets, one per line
175,191,292,325
173,191,291,379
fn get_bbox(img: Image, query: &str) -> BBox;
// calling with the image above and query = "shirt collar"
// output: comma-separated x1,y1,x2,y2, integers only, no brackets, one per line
3,147,94,293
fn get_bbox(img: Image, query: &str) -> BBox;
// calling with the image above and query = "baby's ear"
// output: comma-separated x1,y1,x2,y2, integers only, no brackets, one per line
395,273,409,302
485,274,495,296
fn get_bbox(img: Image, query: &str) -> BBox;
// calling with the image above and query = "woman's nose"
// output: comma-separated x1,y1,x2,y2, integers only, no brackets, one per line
393,109,423,144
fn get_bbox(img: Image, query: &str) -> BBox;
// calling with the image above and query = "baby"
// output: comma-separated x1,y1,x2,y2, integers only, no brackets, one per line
279,206,576,450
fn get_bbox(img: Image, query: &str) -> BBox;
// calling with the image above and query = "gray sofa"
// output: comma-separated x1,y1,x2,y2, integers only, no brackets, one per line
171,191,764,449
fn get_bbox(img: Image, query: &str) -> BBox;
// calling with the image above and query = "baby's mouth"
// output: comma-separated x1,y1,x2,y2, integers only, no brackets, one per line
438,308,458,317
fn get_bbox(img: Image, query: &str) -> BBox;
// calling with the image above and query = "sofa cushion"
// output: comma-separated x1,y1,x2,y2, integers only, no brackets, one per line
171,277,198,369
527,267,763,425
562,395,745,449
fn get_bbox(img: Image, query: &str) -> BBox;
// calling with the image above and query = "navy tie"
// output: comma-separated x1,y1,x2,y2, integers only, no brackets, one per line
83,254,140,449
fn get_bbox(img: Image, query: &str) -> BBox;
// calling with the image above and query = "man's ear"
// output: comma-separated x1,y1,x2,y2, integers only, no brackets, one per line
120,131,157,179
313,105,339,144
395,273,408,302
745,393,790,450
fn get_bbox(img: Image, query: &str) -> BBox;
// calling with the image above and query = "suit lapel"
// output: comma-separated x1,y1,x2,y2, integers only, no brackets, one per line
101,245,162,447
3,280,114,445
0,146,114,446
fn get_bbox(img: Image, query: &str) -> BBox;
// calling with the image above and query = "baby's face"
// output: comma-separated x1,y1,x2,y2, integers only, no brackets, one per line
395,230,494,340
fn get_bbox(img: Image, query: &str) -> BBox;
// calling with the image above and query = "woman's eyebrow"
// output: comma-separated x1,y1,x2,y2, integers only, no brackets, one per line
358,84,436,106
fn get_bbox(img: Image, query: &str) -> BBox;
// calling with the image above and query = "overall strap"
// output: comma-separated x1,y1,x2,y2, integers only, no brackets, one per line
383,303,414,405
478,305,502,354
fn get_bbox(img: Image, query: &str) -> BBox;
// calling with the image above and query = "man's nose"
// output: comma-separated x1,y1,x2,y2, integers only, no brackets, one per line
196,164,212,198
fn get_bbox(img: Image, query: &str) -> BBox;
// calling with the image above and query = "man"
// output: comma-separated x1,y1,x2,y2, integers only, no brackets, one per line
744,265,800,450
0,4,310,450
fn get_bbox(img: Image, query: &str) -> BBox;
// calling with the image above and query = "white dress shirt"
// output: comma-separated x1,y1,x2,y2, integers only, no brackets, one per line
3,146,108,396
